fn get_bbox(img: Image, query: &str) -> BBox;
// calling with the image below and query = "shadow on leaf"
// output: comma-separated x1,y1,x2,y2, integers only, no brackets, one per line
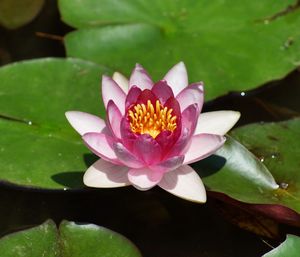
51,171,85,188
191,155,226,178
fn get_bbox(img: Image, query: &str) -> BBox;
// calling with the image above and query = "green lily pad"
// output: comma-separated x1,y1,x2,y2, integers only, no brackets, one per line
0,58,109,189
0,220,142,257
263,234,300,257
194,136,279,204
196,119,300,224
0,0,44,29
230,119,300,213
59,0,300,100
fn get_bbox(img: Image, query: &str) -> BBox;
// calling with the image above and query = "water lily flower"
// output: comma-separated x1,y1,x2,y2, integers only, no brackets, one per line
66,62,240,203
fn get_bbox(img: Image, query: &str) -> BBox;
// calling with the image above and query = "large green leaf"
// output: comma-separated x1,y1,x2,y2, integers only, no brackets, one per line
197,119,300,224
0,220,141,257
263,234,300,257
0,220,59,257
59,221,141,257
194,136,279,204
230,119,300,213
0,0,44,29
0,58,109,189
59,0,300,100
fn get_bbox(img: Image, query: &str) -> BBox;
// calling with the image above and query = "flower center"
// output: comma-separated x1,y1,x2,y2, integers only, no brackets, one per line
128,100,177,138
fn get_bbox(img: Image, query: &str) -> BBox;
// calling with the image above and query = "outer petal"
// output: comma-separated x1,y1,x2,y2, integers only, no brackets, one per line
194,111,241,136
128,167,163,190
83,159,130,188
163,62,188,96
102,75,126,114
129,64,153,90
183,134,226,164
176,82,204,112
112,72,129,94
113,142,144,168
65,111,105,136
132,134,162,165
159,165,206,203
82,132,120,164
106,100,122,138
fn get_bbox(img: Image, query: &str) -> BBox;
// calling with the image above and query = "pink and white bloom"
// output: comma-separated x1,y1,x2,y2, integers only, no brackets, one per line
66,62,240,203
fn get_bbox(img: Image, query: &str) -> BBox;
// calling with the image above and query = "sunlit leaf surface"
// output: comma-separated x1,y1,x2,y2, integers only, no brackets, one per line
0,58,109,189
0,220,141,257
60,0,300,100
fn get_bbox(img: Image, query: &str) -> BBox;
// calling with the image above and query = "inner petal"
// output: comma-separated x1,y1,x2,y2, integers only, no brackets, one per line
127,99,177,139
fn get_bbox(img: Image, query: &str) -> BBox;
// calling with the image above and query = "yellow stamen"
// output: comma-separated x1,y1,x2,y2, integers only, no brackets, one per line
128,100,177,138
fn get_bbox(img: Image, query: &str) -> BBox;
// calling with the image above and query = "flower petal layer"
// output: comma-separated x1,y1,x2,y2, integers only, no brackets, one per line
102,75,126,114
65,111,106,136
113,142,144,168
82,132,120,164
112,72,129,93
133,134,162,165
176,82,204,111
83,159,130,188
195,111,241,136
106,100,122,138
183,134,226,164
163,62,188,96
151,80,174,105
128,167,163,190
129,64,153,90
150,155,184,174
159,165,206,203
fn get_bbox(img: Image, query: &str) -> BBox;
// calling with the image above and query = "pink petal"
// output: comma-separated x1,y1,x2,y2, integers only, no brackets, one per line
158,165,206,203
125,86,142,110
155,130,176,156
136,89,157,105
106,100,122,138
120,117,138,150
112,72,129,94
166,104,198,157
129,64,153,90
183,134,226,164
163,62,188,96
164,96,182,135
176,82,204,112
128,167,163,190
102,75,126,114
83,159,130,188
132,134,162,165
150,155,184,174
180,104,199,136
113,142,144,168
82,132,120,164
195,111,241,136
151,80,174,105
65,111,106,136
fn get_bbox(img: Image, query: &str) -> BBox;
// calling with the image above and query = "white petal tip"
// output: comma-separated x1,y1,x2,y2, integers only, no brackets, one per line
195,110,241,136
159,166,207,204
83,159,130,188
112,72,129,93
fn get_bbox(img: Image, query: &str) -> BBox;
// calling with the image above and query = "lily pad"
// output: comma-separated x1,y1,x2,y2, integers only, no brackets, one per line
0,58,109,189
59,0,300,100
230,119,300,212
0,220,142,257
263,234,300,257
196,119,300,225
0,0,44,29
